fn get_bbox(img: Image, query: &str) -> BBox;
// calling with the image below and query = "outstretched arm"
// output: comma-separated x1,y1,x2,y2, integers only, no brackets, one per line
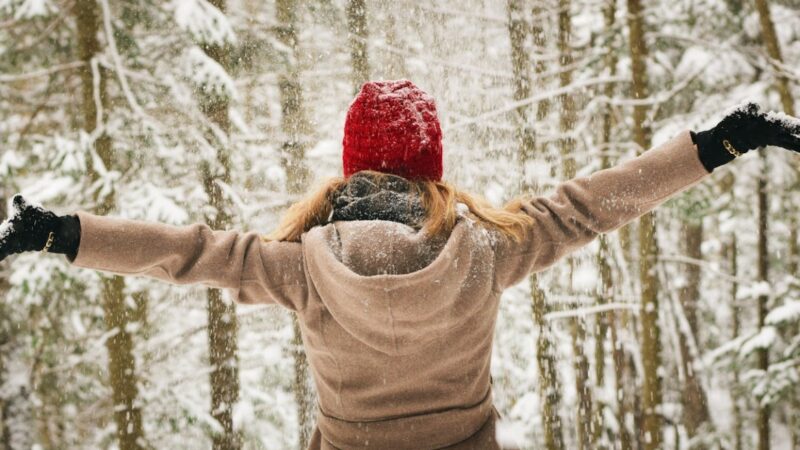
494,103,800,289
494,130,708,288
71,211,307,309
0,199,307,310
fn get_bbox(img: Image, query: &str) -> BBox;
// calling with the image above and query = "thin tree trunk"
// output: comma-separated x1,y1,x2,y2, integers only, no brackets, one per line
610,310,633,450
754,0,795,116
594,2,617,445
556,2,592,447
757,154,770,450
569,310,592,450
346,0,370,93
678,222,710,437
74,1,144,448
276,0,314,447
506,2,564,448
753,4,796,445
532,282,566,450
530,2,550,122
0,195,10,449
196,2,242,448
507,0,535,169
625,0,662,448
728,234,743,450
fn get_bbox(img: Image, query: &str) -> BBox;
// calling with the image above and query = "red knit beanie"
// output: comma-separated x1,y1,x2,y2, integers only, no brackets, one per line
342,80,443,181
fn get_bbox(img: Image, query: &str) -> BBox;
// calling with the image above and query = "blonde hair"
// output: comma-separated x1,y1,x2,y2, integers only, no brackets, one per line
262,171,534,243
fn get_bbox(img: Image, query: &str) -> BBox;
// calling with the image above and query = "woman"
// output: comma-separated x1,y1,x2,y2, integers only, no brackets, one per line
1,80,799,449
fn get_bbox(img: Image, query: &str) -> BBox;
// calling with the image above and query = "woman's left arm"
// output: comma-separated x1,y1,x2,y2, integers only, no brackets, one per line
69,211,308,310
494,103,800,290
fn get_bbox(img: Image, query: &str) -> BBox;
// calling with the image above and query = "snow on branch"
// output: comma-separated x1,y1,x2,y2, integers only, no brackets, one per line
170,0,236,46
184,46,237,100
1,0,56,19
446,76,627,130
766,301,800,326
0,61,84,83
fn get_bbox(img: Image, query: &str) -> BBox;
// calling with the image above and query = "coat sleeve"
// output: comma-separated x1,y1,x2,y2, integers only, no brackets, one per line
494,130,710,290
69,211,308,310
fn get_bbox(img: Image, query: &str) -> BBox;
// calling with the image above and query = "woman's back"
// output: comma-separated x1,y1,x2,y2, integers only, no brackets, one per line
300,217,501,448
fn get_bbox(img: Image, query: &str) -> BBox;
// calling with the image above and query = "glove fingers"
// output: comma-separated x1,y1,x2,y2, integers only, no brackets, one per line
775,132,800,153
765,111,800,135
11,194,26,211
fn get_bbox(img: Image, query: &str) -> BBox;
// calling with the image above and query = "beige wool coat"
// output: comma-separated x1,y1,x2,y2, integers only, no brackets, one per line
68,130,710,449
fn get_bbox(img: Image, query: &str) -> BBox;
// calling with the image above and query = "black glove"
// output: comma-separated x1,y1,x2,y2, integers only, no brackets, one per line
0,194,81,262
691,102,800,172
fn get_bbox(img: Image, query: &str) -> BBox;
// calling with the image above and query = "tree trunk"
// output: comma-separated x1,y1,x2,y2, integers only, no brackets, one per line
625,0,662,448
678,222,710,437
530,2,550,122
753,4,795,445
753,0,795,116
74,1,144,448
594,2,617,445
506,2,564,447
196,2,243,448
757,155,770,450
728,234,743,450
507,0,535,169
610,310,633,450
0,195,10,449
532,282,566,450
346,0,370,93
276,0,314,447
556,2,592,448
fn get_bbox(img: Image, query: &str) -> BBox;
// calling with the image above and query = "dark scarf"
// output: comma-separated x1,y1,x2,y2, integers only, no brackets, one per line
330,172,426,228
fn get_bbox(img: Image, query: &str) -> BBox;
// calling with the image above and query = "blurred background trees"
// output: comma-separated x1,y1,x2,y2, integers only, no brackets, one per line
1,0,799,448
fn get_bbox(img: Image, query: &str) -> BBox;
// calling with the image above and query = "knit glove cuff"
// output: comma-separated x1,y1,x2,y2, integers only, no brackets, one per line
53,214,81,261
690,129,736,173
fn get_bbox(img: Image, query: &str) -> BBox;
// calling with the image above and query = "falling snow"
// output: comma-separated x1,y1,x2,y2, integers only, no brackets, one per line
1,0,800,449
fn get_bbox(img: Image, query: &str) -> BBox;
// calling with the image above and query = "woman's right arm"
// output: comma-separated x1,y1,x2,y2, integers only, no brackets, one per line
493,129,709,289
494,103,800,290
0,199,307,310
70,211,307,309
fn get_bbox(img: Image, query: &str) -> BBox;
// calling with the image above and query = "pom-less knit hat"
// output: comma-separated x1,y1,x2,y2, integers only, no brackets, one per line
343,80,443,181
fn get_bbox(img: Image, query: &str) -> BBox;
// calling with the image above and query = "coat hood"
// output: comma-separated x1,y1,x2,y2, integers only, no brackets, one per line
301,218,497,356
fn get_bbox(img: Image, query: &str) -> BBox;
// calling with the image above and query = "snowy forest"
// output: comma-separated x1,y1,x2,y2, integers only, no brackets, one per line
1,0,799,448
